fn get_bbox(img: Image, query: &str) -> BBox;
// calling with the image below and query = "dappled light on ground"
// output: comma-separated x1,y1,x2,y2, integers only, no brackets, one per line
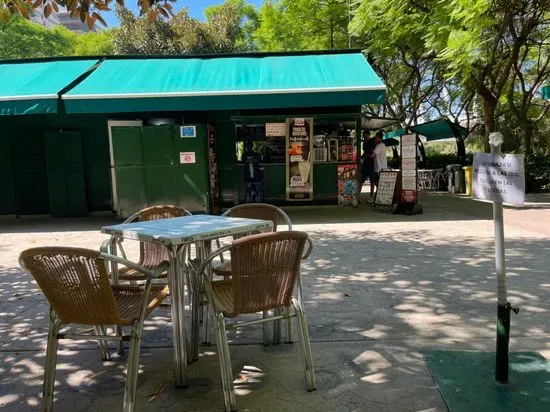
1,193,549,410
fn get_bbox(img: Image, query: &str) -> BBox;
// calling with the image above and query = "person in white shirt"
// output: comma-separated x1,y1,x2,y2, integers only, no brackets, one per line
371,131,387,192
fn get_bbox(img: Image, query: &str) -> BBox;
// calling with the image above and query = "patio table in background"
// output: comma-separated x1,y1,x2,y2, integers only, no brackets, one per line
101,215,273,388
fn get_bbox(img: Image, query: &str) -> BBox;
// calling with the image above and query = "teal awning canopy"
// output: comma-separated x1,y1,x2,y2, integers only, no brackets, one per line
412,119,468,141
383,128,405,140
0,59,98,115
63,52,386,113
383,119,468,142
542,85,550,100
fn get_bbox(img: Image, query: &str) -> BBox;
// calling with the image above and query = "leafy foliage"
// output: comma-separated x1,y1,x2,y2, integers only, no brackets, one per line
0,16,113,58
525,154,550,192
112,1,259,55
72,29,114,55
255,0,350,51
0,16,74,58
0,0,176,28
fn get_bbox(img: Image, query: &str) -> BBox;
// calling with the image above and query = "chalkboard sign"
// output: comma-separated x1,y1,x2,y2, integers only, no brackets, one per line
374,170,400,206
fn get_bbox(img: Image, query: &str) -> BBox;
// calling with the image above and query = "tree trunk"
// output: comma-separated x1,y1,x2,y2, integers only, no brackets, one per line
483,99,497,152
523,122,534,155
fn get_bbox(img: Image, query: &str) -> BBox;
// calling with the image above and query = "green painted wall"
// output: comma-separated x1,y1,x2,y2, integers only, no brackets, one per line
215,120,241,206
111,124,210,217
0,113,111,215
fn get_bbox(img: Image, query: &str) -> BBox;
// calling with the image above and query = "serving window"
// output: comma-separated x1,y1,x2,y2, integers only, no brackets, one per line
235,119,357,164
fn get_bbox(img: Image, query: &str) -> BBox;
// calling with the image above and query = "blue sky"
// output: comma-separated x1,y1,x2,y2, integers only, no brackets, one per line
102,0,264,27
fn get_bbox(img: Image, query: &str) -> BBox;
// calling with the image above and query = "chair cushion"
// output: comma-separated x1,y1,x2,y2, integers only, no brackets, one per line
112,284,169,325
213,261,233,278
211,280,234,315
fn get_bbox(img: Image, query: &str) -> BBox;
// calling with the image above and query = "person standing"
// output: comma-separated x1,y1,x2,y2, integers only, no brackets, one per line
243,139,264,203
360,129,377,197
371,131,388,193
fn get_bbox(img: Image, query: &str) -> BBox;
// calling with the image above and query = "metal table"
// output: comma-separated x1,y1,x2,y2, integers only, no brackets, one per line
102,215,273,387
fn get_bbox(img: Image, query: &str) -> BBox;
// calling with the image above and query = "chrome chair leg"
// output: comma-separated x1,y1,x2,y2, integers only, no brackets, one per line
216,314,236,412
273,307,281,344
262,310,270,346
286,305,293,343
292,298,316,391
43,309,61,412
116,326,125,355
94,325,111,361
123,323,143,412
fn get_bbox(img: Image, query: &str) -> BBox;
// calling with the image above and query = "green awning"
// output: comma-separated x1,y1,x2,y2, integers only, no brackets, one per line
383,119,468,142
412,119,468,141
542,85,550,100
0,59,98,115
63,52,386,113
383,128,406,140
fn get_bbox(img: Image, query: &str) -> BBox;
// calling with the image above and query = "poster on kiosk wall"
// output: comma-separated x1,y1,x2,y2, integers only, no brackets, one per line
286,118,314,201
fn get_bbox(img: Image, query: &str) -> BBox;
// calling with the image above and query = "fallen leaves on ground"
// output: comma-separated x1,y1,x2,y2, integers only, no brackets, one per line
147,382,167,402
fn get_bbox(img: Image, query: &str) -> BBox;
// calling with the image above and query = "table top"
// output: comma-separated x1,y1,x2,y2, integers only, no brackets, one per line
102,215,273,245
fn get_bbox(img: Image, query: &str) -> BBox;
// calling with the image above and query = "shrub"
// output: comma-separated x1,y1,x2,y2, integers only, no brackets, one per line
525,154,550,192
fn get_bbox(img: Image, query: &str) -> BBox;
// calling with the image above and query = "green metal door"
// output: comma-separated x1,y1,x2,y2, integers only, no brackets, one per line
12,127,49,215
141,125,210,213
215,121,239,206
111,126,146,218
44,131,88,217
0,130,15,214
111,124,210,217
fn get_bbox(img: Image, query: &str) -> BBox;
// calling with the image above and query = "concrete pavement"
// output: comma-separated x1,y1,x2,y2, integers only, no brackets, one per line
1,192,549,411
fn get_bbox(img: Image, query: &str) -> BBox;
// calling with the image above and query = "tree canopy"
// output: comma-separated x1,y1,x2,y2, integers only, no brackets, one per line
111,0,258,55
1,0,175,29
255,0,350,51
0,15,112,58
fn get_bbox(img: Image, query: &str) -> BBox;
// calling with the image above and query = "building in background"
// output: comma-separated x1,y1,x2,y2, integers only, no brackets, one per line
31,7,99,33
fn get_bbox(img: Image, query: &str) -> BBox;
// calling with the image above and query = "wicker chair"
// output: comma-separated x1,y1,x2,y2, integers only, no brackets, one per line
194,231,316,412
19,247,169,412
214,203,292,278
211,204,292,345
111,205,192,281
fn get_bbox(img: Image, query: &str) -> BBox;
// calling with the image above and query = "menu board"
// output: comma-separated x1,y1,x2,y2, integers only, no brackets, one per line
207,125,220,213
265,123,286,137
286,118,314,201
375,171,399,206
400,134,417,204
337,164,359,207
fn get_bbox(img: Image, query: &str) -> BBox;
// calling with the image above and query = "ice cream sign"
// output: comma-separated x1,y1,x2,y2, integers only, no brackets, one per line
286,118,313,201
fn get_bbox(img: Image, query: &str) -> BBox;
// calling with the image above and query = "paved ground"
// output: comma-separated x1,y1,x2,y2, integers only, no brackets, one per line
1,192,549,412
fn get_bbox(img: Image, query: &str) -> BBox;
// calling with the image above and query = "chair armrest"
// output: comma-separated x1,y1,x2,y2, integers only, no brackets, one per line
99,252,166,280
278,208,293,230
196,244,233,280
100,236,128,259
302,236,313,260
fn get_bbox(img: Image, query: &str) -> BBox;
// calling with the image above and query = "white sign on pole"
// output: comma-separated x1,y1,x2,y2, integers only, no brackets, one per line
402,158,416,169
472,153,525,206
401,134,416,146
179,152,196,164
402,145,416,159
402,175,416,190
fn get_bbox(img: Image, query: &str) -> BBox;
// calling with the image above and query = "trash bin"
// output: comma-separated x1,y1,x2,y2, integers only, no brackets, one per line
446,164,462,193
463,166,473,196
454,168,466,193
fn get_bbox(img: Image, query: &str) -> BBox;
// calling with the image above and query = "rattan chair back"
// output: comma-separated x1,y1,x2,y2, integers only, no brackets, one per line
223,203,291,232
19,247,120,325
229,231,307,315
130,205,191,267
